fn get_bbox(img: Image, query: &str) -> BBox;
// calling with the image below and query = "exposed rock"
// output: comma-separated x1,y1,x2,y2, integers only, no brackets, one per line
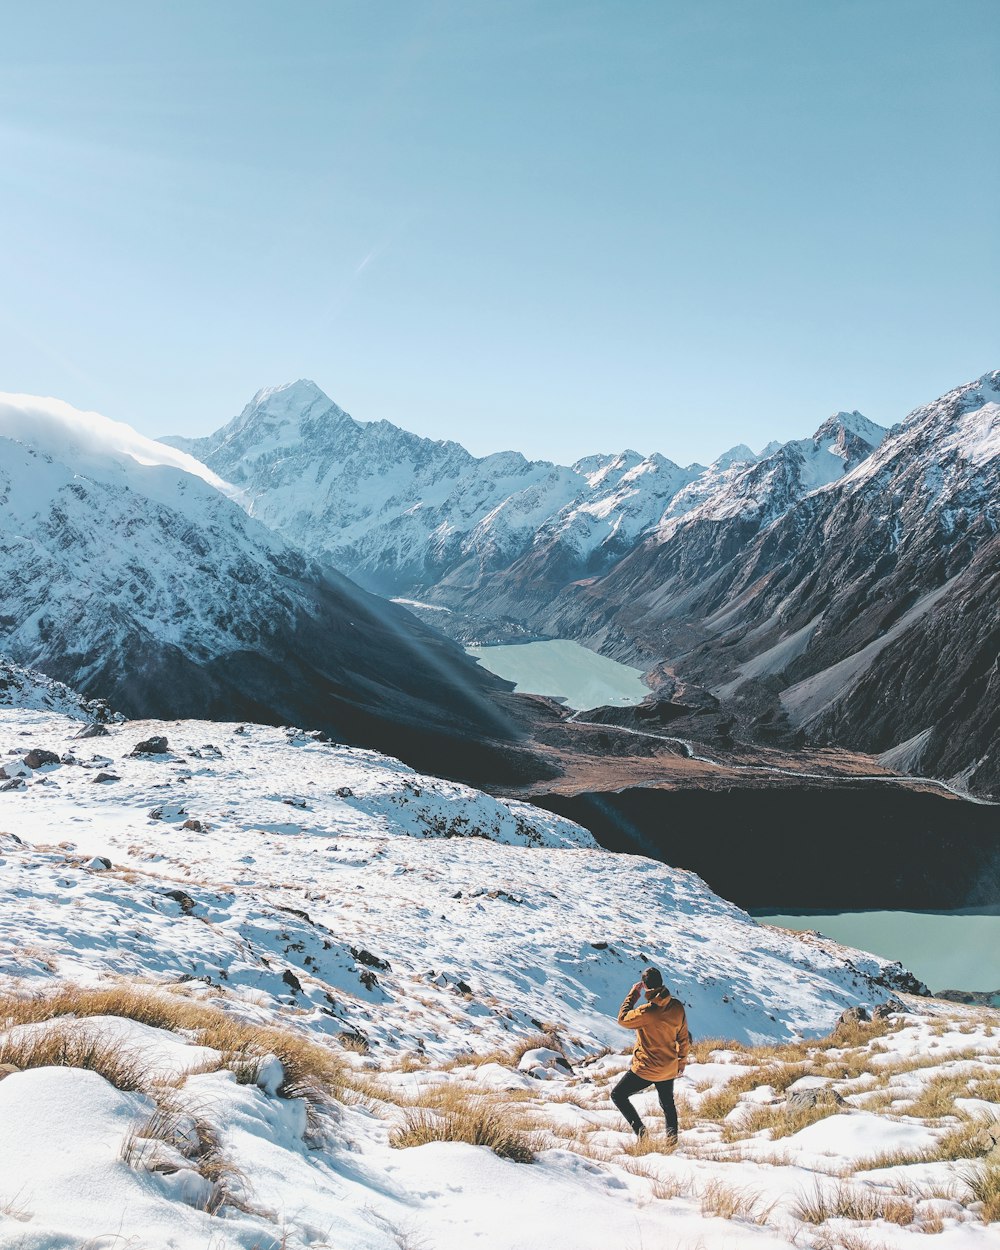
85,856,112,871
23,748,59,769
164,889,196,915
518,1046,573,1079
872,997,908,1019
786,1087,845,1111
74,723,110,739
282,969,303,993
148,803,187,821
0,778,25,791
935,988,1000,1006
351,947,391,972
181,818,204,832
91,772,120,784
838,1006,870,1026
131,736,169,756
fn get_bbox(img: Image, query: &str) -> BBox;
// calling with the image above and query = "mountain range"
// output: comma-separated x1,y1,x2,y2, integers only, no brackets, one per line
167,371,999,797
0,393,535,784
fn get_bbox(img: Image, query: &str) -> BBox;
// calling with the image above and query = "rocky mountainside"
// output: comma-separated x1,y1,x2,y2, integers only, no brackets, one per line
543,372,1000,796
0,656,120,722
0,393,534,783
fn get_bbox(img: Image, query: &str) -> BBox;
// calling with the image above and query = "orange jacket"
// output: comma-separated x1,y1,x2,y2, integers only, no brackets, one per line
618,986,690,1081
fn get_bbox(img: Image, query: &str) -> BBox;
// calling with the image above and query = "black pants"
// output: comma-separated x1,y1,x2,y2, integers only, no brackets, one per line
611,1070,678,1137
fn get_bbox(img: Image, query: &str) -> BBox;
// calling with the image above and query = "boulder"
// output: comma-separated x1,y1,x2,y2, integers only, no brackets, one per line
73,723,109,739
786,1087,845,1111
91,772,120,784
148,803,187,821
872,998,908,1019
23,749,59,769
130,735,169,756
837,1005,870,1026
518,1046,573,1079
164,889,196,915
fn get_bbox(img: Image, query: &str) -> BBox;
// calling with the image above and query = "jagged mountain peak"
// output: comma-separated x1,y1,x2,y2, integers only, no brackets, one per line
811,410,886,448
246,378,337,415
712,443,760,470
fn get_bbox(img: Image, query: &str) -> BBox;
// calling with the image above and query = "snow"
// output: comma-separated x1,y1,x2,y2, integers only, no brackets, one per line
0,392,241,502
161,381,888,602
1,702,998,1246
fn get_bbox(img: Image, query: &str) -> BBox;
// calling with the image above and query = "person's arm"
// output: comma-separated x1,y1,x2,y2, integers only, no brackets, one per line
617,982,646,1029
677,1006,691,1072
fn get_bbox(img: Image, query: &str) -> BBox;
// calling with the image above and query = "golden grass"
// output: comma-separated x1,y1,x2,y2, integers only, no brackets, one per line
699,1177,775,1224
906,1071,973,1119
390,1087,539,1163
723,1090,843,1142
0,984,218,1034
964,1160,1000,1223
0,982,349,1107
0,1027,148,1092
791,1180,914,1226
622,1131,678,1156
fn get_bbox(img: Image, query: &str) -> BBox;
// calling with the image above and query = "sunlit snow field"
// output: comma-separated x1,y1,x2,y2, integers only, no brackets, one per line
756,910,1000,998
466,638,648,709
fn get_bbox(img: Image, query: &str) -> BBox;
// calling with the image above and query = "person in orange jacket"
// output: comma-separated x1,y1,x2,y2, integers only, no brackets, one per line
612,965,690,1140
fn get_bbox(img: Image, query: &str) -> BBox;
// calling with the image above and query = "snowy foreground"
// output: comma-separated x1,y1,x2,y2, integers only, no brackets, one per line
1,709,998,1247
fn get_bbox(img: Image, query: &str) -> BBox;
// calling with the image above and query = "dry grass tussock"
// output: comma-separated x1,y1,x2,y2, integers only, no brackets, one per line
791,1179,915,1227
906,1070,974,1119
621,1131,678,1156
699,1177,775,1224
723,1090,843,1142
121,1102,253,1215
439,1032,561,1071
0,1026,148,1093
0,983,347,1105
963,1160,1000,1224
390,1085,541,1163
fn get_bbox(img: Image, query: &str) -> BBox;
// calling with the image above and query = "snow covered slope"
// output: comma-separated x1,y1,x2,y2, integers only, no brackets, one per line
1,709,918,1055
5,706,998,1250
0,393,526,780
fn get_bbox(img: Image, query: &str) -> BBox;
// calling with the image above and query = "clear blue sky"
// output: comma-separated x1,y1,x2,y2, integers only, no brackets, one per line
1,1,996,465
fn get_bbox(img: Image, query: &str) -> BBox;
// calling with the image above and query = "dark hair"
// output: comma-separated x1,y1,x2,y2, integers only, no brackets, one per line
641,966,663,989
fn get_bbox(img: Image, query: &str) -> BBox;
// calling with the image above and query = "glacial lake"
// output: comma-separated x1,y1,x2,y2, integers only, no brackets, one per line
754,909,1000,998
466,639,648,711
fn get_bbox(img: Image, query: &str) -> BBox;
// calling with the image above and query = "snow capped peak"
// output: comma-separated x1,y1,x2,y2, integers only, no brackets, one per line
0,392,239,499
811,410,886,449
246,378,344,421
758,439,783,457
712,444,759,470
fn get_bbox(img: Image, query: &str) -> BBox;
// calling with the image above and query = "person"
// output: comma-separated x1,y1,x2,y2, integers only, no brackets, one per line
611,966,689,1141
